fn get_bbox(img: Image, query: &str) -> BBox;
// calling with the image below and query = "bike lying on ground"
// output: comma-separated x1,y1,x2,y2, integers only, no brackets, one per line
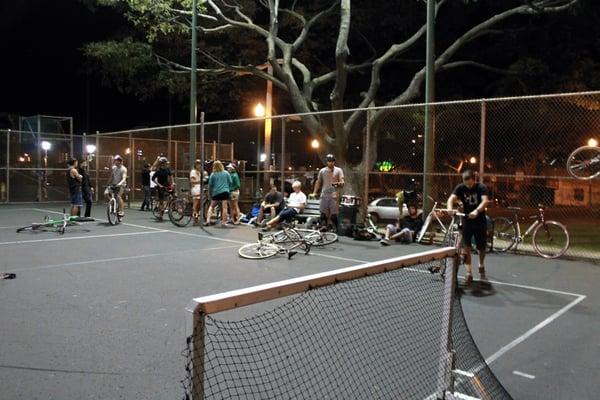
492,205,570,259
239,225,314,260
567,145,600,180
16,209,95,234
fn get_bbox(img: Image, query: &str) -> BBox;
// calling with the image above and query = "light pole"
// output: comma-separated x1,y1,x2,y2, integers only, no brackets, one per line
254,103,265,196
423,0,436,215
189,0,198,167
40,141,51,201
311,138,320,169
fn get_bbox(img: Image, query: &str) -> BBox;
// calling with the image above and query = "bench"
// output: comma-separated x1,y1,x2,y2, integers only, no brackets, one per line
294,198,321,228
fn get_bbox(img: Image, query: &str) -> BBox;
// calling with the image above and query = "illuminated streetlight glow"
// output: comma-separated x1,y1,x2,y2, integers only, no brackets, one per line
125,147,131,155
41,141,51,151
86,144,96,154
588,138,599,147
254,103,265,117
469,156,477,164
259,153,267,162
311,139,320,149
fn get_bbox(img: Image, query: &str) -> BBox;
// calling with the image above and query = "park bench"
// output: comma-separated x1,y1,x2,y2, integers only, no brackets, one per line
294,198,321,228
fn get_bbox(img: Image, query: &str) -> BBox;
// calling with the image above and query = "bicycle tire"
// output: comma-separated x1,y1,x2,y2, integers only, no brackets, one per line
16,225,35,233
300,229,338,246
107,199,119,226
491,217,516,252
238,242,281,259
168,199,193,227
566,145,600,180
532,220,570,259
73,217,95,222
152,203,164,221
416,212,433,243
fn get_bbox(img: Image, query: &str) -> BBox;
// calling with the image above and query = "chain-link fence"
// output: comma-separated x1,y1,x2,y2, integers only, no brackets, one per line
2,91,599,259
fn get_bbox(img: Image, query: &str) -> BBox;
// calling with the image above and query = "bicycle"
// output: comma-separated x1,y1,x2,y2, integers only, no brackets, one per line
238,225,313,259
566,145,600,180
106,185,123,225
492,205,570,259
416,201,451,244
153,185,176,221
168,189,196,227
271,222,338,247
429,211,466,277
17,209,94,234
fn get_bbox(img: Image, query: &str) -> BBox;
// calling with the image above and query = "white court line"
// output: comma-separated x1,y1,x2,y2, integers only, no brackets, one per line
512,370,536,380
0,230,167,246
6,244,239,273
0,226,21,229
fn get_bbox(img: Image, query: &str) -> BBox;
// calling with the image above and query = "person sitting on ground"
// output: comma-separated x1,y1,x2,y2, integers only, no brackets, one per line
256,184,284,226
263,181,306,231
380,204,424,246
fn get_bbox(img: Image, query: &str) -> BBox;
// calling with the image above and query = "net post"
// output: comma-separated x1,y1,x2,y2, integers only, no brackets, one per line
280,119,285,191
191,306,206,400
436,251,458,399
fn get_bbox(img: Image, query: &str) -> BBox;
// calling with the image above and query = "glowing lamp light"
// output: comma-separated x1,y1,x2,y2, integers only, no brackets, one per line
18,156,26,162
86,144,97,154
254,103,265,117
469,156,477,164
41,141,51,151
377,160,395,172
259,153,267,162
588,138,599,147
125,147,131,155
311,139,320,149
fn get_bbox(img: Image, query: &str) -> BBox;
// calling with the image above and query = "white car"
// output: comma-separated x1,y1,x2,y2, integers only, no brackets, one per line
368,197,406,224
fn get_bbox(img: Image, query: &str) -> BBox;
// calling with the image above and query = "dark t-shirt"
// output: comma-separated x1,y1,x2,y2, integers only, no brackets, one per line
265,191,284,212
452,182,488,224
152,167,172,186
141,169,151,186
400,214,424,234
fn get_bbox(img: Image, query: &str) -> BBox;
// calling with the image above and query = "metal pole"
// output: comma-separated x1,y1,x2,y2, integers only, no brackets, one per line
189,0,198,165
264,64,273,188
37,115,42,202
69,117,74,157
191,309,206,400
479,101,486,181
423,0,436,215
363,109,371,220
280,119,285,191
217,123,222,159
256,123,262,195
95,133,100,202
6,131,9,203
131,136,135,203
82,132,87,158
199,112,205,226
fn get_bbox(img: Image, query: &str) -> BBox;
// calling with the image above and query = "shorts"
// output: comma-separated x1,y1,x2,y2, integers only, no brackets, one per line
70,189,82,206
463,221,487,251
230,190,240,202
191,185,201,197
104,186,123,197
278,207,298,222
212,192,230,201
386,224,399,235
320,195,339,215
157,186,172,201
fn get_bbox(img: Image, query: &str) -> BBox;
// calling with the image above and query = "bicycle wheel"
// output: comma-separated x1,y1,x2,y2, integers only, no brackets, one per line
532,220,570,259
567,146,600,180
168,199,192,227
416,213,433,243
300,230,338,246
492,217,516,252
107,199,119,226
238,242,281,259
152,203,163,220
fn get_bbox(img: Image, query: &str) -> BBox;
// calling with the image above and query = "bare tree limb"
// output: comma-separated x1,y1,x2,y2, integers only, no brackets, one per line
292,1,340,51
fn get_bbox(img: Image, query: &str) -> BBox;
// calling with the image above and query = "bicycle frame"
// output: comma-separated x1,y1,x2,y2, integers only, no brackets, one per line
417,201,452,243
509,208,544,246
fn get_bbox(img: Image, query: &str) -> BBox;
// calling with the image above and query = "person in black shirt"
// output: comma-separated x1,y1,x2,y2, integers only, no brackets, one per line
78,160,94,218
380,204,423,245
256,184,284,225
66,159,82,216
151,157,174,219
447,170,490,285
140,163,151,211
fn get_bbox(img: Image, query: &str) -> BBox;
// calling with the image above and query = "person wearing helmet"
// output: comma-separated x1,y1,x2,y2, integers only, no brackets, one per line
152,156,174,220
104,155,128,217
311,153,344,232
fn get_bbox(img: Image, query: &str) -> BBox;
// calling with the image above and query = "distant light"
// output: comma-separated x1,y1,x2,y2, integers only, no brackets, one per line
417,134,423,138
411,139,416,144
469,156,477,164
311,139,320,149
41,141,51,151
18,156,25,162
86,144,96,154
254,103,265,117
288,166,292,171
136,149,143,156
125,147,131,155
588,138,599,147
260,153,267,162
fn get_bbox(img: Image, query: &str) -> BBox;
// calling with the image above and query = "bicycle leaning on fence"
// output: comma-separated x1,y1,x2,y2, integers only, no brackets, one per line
491,205,570,259
566,145,600,180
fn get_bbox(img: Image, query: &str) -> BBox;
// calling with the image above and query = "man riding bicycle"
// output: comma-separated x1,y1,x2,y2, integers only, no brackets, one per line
151,156,174,219
104,155,127,217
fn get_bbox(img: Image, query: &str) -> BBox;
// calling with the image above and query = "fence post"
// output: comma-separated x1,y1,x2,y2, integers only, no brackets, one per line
129,133,134,203
95,133,100,202
191,308,206,400
435,251,458,399
6,130,9,203
363,109,371,219
199,113,205,225
479,101,486,181
36,115,42,202
281,119,285,192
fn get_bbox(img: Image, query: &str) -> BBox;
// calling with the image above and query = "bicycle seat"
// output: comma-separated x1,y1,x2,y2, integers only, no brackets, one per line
507,206,521,211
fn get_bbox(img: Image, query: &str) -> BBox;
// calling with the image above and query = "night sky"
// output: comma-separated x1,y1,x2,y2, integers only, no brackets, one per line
0,0,181,133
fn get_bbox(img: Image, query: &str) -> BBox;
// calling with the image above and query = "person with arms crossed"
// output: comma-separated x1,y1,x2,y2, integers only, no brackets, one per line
447,170,490,285
67,158,83,216
263,181,306,231
312,154,344,232
104,155,127,217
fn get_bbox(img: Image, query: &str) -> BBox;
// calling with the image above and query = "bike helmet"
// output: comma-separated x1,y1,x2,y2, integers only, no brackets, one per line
159,156,168,163
325,154,336,162
114,155,123,161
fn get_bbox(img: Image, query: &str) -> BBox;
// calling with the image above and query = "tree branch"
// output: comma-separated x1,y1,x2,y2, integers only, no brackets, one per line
292,1,339,51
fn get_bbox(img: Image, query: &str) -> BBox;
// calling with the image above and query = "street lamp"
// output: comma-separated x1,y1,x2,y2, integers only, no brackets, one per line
469,156,477,164
588,138,598,147
40,141,51,201
86,144,97,154
311,139,320,149
254,103,265,118
254,103,266,197
260,153,267,162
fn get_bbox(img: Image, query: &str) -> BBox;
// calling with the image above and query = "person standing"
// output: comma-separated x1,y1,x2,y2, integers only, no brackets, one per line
104,155,128,217
311,154,344,232
78,160,94,218
66,158,82,216
190,160,202,225
205,160,232,226
227,163,242,224
140,163,151,211
151,157,174,220
447,170,490,286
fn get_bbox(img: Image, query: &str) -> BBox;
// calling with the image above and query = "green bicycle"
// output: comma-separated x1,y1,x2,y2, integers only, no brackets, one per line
16,209,95,235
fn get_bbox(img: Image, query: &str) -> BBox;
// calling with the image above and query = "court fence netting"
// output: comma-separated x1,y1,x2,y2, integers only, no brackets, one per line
182,247,512,400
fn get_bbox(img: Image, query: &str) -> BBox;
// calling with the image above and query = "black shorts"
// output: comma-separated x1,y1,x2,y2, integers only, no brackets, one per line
462,221,487,251
212,192,230,201
157,187,171,201
278,208,298,222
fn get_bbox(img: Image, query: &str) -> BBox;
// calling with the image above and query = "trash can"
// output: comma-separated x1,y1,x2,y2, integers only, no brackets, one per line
339,195,361,237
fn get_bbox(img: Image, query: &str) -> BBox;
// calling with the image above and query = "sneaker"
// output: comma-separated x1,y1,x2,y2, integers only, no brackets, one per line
380,239,391,246
464,274,473,286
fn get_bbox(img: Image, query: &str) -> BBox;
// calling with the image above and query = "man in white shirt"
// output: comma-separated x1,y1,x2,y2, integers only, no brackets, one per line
311,154,344,231
104,155,128,217
264,181,306,231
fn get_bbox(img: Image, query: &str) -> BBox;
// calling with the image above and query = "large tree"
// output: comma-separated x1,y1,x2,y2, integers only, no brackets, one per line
86,0,582,195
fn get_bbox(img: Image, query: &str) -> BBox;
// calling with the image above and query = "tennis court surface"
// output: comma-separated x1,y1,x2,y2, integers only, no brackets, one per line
0,205,598,399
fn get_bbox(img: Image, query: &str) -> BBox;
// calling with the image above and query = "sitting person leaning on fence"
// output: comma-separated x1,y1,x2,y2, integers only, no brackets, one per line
380,204,424,246
263,181,306,231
